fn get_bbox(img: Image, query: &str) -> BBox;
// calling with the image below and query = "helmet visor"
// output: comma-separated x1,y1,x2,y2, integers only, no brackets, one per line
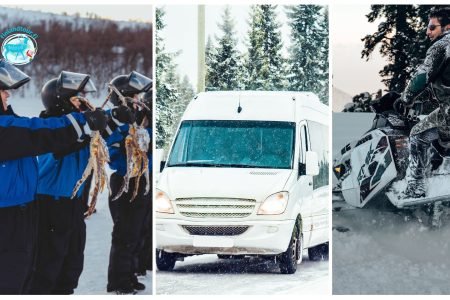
128,71,152,93
59,71,97,93
0,59,30,90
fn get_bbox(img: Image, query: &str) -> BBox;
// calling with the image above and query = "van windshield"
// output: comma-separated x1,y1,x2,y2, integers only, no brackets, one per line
167,120,295,169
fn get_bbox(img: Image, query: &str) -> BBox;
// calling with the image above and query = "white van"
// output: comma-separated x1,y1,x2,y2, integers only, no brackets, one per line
155,91,329,274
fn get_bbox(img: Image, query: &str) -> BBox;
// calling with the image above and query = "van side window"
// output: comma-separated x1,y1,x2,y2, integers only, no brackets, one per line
307,121,329,189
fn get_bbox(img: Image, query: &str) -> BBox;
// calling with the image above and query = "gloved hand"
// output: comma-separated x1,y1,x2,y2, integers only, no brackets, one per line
112,106,136,124
393,98,406,115
84,108,107,131
136,108,151,125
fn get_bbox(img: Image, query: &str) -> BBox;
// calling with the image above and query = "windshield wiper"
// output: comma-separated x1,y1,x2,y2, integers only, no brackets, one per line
168,162,260,168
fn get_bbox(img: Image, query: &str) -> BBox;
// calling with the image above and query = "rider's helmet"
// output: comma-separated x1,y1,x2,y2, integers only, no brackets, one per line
109,71,152,106
0,59,30,90
41,71,96,116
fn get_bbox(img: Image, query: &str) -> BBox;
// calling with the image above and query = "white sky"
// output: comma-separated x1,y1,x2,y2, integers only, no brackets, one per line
159,5,294,90
332,4,386,96
5,5,152,23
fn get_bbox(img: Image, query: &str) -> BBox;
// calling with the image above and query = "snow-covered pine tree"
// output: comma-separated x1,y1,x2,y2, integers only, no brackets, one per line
206,6,242,91
286,5,329,104
171,75,195,133
245,5,286,91
205,35,217,90
156,8,179,149
361,5,419,92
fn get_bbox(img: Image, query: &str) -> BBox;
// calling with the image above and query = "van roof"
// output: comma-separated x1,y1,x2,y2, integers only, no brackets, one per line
181,91,328,124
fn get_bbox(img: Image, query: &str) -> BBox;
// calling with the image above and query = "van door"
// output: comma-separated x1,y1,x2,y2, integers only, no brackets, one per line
307,121,329,247
291,121,314,248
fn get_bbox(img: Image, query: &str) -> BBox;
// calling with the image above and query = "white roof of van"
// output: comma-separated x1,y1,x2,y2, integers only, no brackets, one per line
181,91,328,124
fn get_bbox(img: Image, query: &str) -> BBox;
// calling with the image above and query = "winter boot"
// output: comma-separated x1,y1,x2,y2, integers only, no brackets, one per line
402,178,426,199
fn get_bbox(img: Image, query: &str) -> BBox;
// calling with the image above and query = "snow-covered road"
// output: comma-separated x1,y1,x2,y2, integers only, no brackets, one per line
74,191,153,295
156,254,329,294
333,112,450,294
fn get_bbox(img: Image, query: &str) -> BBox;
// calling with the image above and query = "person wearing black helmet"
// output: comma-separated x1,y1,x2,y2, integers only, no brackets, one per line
105,71,152,295
0,60,108,295
29,71,136,295
136,89,153,276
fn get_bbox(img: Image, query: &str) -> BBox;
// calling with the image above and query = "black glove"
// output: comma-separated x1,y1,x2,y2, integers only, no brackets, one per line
136,108,151,125
84,108,107,131
112,106,136,124
393,98,406,115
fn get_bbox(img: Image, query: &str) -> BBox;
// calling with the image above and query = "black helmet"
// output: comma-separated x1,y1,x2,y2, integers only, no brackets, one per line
0,59,30,90
140,90,152,109
41,71,96,115
109,71,152,106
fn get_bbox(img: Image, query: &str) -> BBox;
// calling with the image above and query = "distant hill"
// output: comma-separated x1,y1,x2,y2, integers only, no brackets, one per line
0,6,152,99
332,86,352,112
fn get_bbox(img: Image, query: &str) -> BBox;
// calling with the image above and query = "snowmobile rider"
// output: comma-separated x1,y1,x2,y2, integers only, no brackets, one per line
30,71,136,295
105,71,152,295
0,61,108,295
398,7,450,198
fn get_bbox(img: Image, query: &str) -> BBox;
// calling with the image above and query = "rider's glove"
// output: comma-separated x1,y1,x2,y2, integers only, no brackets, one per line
111,106,136,125
84,109,107,131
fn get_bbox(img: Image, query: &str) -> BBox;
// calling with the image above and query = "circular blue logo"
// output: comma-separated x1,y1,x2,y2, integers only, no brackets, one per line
1,33,38,65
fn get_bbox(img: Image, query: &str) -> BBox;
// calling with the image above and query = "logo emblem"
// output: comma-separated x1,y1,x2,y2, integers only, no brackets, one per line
1,33,38,65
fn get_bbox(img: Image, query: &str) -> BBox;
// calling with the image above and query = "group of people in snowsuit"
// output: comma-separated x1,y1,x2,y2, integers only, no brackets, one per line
0,60,152,295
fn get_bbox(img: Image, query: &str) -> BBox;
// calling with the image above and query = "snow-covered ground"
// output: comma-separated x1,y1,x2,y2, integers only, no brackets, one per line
11,95,152,295
333,112,450,294
156,254,328,295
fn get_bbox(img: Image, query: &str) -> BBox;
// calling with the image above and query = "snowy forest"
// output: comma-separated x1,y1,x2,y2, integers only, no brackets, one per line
343,5,447,112
0,6,152,100
156,5,329,149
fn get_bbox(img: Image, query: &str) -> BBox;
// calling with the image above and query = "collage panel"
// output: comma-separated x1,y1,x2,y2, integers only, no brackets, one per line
154,4,330,295
332,4,450,295
0,5,152,295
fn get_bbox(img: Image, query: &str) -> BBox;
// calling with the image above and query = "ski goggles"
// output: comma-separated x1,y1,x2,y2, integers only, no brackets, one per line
0,59,30,90
428,24,442,31
57,71,97,94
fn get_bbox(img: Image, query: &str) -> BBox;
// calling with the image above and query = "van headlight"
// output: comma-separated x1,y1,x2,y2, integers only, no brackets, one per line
257,192,289,215
155,189,174,214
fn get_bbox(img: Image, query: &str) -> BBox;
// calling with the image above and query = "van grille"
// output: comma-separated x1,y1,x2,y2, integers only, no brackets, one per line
175,198,256,218
182,225,249,236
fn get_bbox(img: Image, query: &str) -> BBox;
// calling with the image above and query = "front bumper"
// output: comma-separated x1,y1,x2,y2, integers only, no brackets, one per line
156,218,295,255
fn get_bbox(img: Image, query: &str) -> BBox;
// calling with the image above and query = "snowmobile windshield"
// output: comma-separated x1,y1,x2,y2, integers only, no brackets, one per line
168,120,295,169
128,71,152,93
0,59,30,90
58,71,97,93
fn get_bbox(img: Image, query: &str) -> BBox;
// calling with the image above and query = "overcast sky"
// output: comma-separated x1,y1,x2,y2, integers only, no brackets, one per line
6,5,152,23
332,4,385,97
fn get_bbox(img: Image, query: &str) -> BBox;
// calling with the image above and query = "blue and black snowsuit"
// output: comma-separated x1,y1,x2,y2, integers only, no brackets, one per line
0,106,88,295
29,113,121,295
106,124,152,292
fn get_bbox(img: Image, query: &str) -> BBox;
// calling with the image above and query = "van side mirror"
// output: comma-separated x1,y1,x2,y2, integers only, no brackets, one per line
154,149,165,174
305,151,319,176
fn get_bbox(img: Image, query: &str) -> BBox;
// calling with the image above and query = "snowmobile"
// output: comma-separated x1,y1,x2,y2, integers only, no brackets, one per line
333,91,450,210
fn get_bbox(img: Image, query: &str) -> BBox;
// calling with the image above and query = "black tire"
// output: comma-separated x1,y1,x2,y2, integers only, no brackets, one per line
279,222,302,274
308,242,329,261
156,249,177,271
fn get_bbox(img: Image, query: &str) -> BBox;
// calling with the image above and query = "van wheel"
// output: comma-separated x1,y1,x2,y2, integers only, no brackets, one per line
279,223,302,274
308,242,329,261
156,249,177,271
